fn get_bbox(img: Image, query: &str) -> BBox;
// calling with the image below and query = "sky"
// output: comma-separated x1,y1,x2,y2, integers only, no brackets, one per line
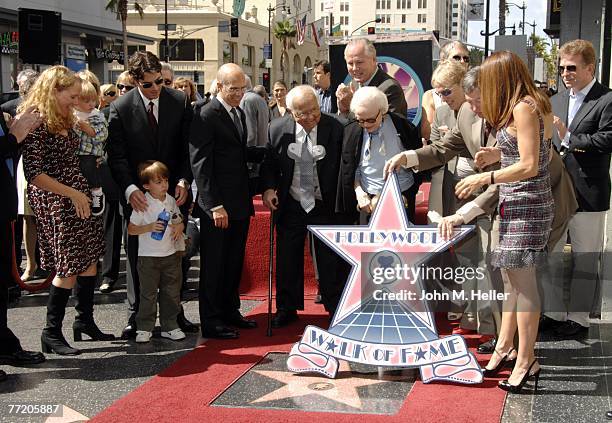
466,0,551,49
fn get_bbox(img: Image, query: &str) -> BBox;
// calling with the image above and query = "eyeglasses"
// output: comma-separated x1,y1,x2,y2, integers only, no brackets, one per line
104,91,116,97
435,88,453,97
356,111,381,125
117,84,134,91
140,77,164,89
452,55,470,63
163,79,173,86
558,65,577,74
225,86,247,94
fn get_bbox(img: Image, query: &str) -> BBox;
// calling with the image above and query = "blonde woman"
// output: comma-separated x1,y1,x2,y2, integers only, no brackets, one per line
99,83,117,109
116,71,135,97
173,77,197,104
20,66,107,355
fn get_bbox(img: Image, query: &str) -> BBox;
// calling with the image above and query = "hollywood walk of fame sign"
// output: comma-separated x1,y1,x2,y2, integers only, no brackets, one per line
287,174,484,384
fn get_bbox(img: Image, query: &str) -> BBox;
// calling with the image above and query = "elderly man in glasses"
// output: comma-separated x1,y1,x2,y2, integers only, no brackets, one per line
107,51,196,338
261,85,345,328
337,86,421,225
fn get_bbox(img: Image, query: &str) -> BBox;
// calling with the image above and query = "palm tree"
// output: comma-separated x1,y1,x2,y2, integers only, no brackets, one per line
105,0,144,70
499,0,506,35
273,20,296,82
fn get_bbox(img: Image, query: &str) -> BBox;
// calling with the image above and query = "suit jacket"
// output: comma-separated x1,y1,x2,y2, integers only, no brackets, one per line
1,97,21,118
336,112,421,215
0,112,18,221
551,80,612,211
189,97,254,220
107,86,192,197
368,69,408,117
240,91,270,147
260,113,343,219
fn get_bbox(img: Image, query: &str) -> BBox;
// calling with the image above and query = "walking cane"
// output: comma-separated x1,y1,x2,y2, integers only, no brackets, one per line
267,210,275,337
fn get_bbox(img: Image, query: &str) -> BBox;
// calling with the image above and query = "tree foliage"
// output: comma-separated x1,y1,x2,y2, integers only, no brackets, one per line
273,20,297,81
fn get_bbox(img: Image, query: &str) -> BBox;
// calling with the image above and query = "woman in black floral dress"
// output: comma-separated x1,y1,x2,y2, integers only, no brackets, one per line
21,66,112,356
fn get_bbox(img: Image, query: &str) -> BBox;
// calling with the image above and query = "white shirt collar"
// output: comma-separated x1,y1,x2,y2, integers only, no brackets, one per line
295,122,317,142
571,77,596,97
138,88,159,108
144,191,168,205
362,68,379,87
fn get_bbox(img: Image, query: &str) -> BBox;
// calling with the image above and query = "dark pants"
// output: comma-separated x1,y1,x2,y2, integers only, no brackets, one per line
78,155,102,189
0,220,23,354
275,198,344,313
122,214,140,325
100,199,122,282
198,215,250,329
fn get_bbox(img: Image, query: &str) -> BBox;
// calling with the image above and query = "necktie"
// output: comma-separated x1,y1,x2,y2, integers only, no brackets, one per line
147,101,158,135
230,107,244,139
482,122,492,147
363,128,380,162
0,125,13,178
299,133,315,213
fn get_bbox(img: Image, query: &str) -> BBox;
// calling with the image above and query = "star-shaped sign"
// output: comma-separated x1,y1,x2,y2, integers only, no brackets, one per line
308,174,473,340
253,361,405,409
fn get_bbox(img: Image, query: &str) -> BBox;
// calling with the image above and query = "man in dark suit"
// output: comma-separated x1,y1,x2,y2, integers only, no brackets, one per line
313,60,337,114
337,38,408,118
0,108,45,381
261,85,344,327
107,51,195,338
545,39,612,337
189,63,255,339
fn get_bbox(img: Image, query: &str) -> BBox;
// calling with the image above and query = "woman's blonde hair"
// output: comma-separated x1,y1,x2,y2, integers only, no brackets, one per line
18,65,80,134
479,51,551,129
173,77,197,103
431,59,466,88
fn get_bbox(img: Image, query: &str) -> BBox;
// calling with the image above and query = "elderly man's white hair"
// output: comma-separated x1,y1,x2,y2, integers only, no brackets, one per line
344,38,377,58
350,87,389,115
285,85,319,110
209,79,219,96
244,75,253,90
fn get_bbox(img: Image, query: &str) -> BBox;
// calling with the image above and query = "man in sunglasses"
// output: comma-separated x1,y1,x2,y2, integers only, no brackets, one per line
107,51,196,338
545,39,612,338
161,62,174,87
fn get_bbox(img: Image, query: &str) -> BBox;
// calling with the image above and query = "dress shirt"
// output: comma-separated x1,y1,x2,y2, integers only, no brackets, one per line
290,123,322,203
561,77,597,148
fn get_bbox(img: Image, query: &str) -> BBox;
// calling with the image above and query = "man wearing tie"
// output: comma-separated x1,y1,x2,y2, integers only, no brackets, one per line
544,39,612,337
107,51,195,338
189,63,255,339
261,85,344,327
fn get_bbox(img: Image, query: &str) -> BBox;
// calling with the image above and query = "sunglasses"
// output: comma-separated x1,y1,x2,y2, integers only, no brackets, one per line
140,77,164,89
435,88,453,97
117,84,134,91
558,65,577,73
452,55,470,63
356,111,381,125
104,91,116,97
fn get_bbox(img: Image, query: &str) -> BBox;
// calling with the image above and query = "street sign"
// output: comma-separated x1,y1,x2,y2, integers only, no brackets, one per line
157,23,176,31
263,43,272,59
265,58,273,68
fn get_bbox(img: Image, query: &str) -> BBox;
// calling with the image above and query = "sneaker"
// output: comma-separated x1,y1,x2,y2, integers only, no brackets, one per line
135,330,152,343
91,188,105,216
99,279,116,293
160,328,186,341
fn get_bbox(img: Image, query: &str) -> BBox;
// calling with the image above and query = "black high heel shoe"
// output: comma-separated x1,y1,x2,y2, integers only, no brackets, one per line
483,348,516,377
73,322,115,342
498,360,540,393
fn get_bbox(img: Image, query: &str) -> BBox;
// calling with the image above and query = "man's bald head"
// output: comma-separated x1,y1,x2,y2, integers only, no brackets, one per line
216,63,247,107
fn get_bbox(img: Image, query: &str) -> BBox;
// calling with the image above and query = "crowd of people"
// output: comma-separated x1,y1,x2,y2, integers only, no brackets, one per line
0,37,610,399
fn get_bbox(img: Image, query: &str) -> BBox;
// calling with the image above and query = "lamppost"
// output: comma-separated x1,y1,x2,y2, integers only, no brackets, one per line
481,24,517,57
506,1,526,35
350,18,382,36
521,20,537,37
267,2,291,85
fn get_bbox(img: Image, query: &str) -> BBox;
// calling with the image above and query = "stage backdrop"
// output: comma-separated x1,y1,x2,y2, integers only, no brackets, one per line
329,39,435,126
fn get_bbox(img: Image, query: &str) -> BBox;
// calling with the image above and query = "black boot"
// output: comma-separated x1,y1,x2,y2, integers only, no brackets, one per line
41,285,81,355
73,276,115,341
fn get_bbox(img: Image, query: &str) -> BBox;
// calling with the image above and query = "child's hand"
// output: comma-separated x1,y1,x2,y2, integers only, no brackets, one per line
149,221,165,233
170,223,184,241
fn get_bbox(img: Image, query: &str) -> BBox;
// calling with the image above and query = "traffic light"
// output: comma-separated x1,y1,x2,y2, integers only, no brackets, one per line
262,72,270,92
230,18,239,37
367,26,375,35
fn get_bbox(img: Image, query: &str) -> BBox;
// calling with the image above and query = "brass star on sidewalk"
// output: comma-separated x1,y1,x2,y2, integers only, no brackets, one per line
252,361,406,409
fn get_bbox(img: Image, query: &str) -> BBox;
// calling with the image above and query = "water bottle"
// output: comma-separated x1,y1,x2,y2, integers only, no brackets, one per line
151,209,170,240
